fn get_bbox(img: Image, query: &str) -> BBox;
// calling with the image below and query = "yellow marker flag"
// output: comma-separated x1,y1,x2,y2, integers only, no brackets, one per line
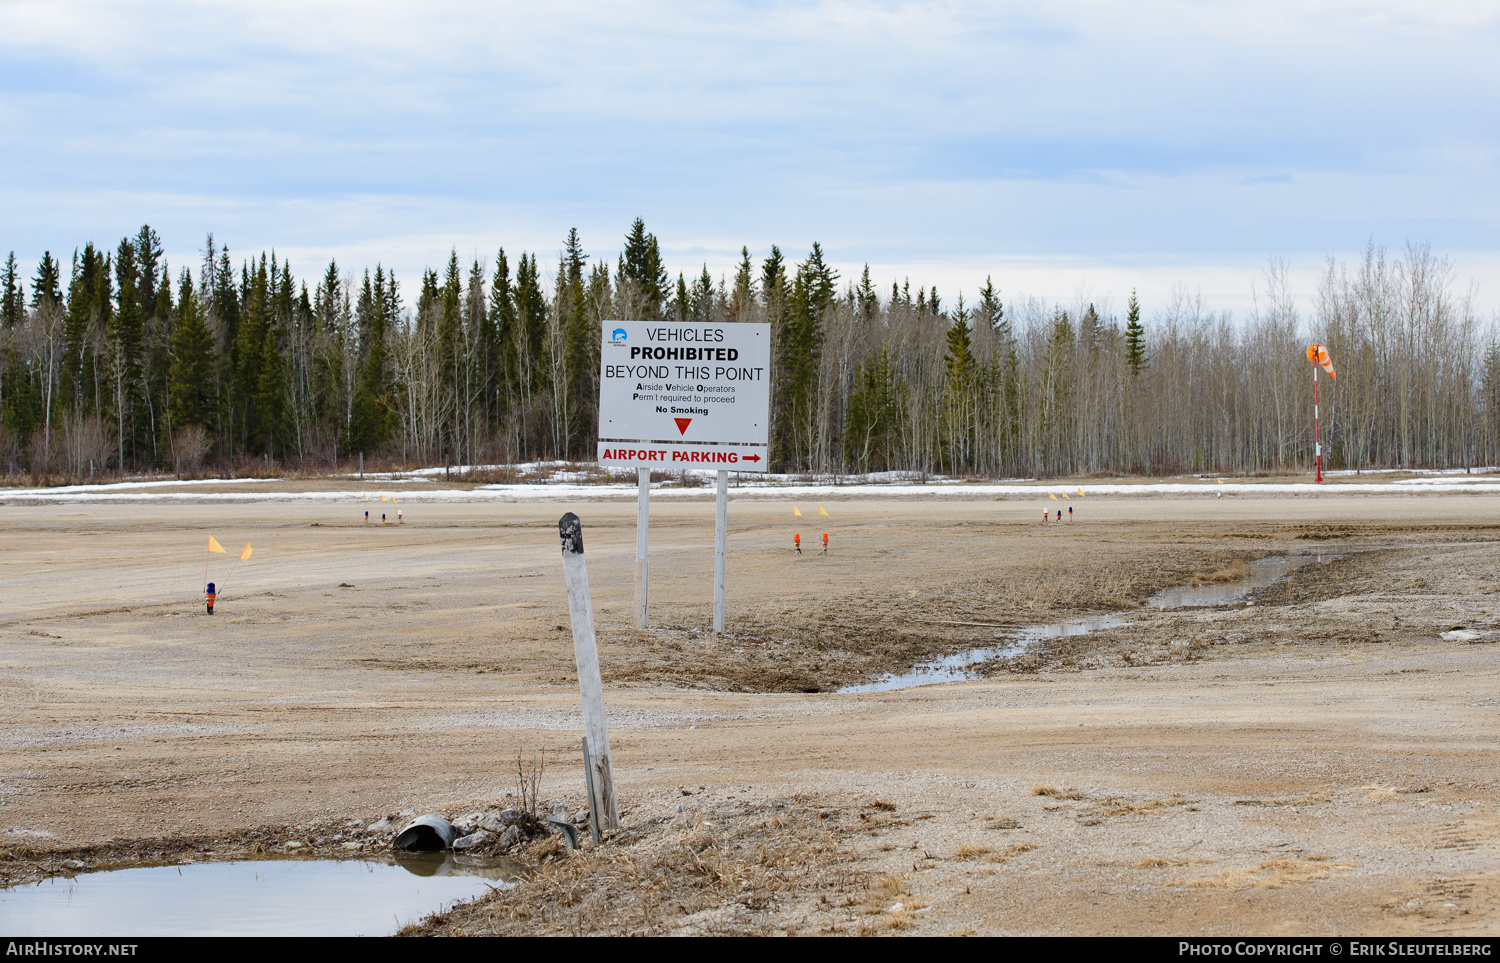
381,495,388,502
1077,488,1084,497
817,505,828,516
1217,478,1223,484
1049,492,1058,500
208,536,226,553
1061,492,1069,499
240,544,253,561
793,506,802,516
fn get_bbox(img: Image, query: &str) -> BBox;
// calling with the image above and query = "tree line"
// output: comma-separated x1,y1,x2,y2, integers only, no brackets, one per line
1,222,1495,481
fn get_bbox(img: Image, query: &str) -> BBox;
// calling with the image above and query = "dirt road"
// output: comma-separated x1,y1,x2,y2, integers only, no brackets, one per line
2,487,1499,935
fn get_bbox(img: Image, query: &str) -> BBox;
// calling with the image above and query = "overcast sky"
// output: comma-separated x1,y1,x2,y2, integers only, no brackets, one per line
2,0,1497,318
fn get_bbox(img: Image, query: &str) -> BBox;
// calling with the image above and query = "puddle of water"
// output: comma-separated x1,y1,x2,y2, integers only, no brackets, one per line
0,854,520,937
843,551,1346,693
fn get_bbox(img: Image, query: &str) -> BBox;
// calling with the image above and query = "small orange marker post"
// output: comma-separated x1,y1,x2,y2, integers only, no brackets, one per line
794,533,801,554
821,533,828,554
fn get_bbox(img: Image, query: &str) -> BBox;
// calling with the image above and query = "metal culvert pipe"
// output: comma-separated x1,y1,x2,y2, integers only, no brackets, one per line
393,814,456,851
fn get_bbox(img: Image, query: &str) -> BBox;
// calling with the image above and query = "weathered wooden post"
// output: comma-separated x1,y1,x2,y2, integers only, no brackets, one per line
559,512,619,830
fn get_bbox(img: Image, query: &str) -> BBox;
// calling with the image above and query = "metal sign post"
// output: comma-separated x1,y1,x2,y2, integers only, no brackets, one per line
597,320,771,633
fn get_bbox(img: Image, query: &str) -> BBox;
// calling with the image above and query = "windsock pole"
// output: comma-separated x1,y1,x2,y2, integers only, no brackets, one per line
1314,367,1323,483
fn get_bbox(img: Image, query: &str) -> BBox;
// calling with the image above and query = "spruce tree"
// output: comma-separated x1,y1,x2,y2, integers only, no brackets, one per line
134,226,162,320
692,266,714,322
561,230,596,457
618,219,667,319
169,268,216,431
730,247,755,319
856,265,877,322
439,250,463,454
1,253,20,326
488,248,516,429
977,276,1003,333
672,274,690,322
111,238,145,466
1125,289,1148,375
32,252,62,308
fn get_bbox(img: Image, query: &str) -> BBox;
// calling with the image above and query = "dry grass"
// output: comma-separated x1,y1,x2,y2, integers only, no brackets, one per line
953,844,994,861
1355,783,1400,800
1031,785,1086,800
1174,855,1345,890
404,796,868,936
1133,855,1214,869
1233,787,1334,808
1091,795,1190,817
1197,558,1252,584
1136,856,1187,869
985,843,1037,864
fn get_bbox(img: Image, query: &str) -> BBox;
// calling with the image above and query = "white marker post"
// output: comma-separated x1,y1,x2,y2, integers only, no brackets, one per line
713,469,728,633
596,320,771,635
558,512,619,830
635,467,650,628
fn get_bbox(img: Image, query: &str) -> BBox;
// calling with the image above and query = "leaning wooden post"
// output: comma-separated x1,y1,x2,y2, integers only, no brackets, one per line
713,469,728,634
634,467,650,629
559,512,619,830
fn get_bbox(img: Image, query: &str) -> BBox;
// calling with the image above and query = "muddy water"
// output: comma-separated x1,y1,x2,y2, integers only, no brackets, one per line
0,854,521,937
843,551,1346,693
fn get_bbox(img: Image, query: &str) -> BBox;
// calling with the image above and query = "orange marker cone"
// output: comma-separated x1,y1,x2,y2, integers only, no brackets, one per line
794,533,801,554
821,532,828,554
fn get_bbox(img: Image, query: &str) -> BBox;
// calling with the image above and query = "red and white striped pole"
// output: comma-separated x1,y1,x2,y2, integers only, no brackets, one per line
1307,344,1335,483
1313,366,1322,483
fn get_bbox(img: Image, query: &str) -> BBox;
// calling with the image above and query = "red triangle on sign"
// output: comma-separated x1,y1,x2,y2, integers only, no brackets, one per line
674,417,692,435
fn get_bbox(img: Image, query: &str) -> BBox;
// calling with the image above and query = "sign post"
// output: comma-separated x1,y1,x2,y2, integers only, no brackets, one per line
634,467,649,628
597,320,771,633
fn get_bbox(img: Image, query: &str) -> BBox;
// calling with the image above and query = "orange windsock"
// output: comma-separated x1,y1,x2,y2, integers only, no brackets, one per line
1307,344,1336,378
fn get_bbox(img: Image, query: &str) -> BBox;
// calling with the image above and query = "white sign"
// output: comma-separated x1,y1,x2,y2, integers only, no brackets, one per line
597,320,771,472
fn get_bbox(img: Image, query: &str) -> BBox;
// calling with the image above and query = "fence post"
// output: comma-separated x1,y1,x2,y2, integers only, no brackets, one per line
559,512,619,830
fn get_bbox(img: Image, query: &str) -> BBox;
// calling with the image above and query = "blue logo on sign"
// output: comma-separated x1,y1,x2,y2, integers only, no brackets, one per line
611,328,627,342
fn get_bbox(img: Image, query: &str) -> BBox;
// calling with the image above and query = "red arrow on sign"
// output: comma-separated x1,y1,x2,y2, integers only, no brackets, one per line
673,417,692,435
741,454,762,462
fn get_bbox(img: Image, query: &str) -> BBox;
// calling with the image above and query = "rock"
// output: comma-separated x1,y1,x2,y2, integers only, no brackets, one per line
453,830,492,850
285,840,306,850
367,817,394,834
572,809,590,825
451,814,481,836
495,825,524,850
340,841,363,851
479,809,521,833
1442,629,1482,643
546,800,570,816
62,859,84,870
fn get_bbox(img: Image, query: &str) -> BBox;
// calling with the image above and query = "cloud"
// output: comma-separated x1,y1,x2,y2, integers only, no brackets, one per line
1,1,1498,311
